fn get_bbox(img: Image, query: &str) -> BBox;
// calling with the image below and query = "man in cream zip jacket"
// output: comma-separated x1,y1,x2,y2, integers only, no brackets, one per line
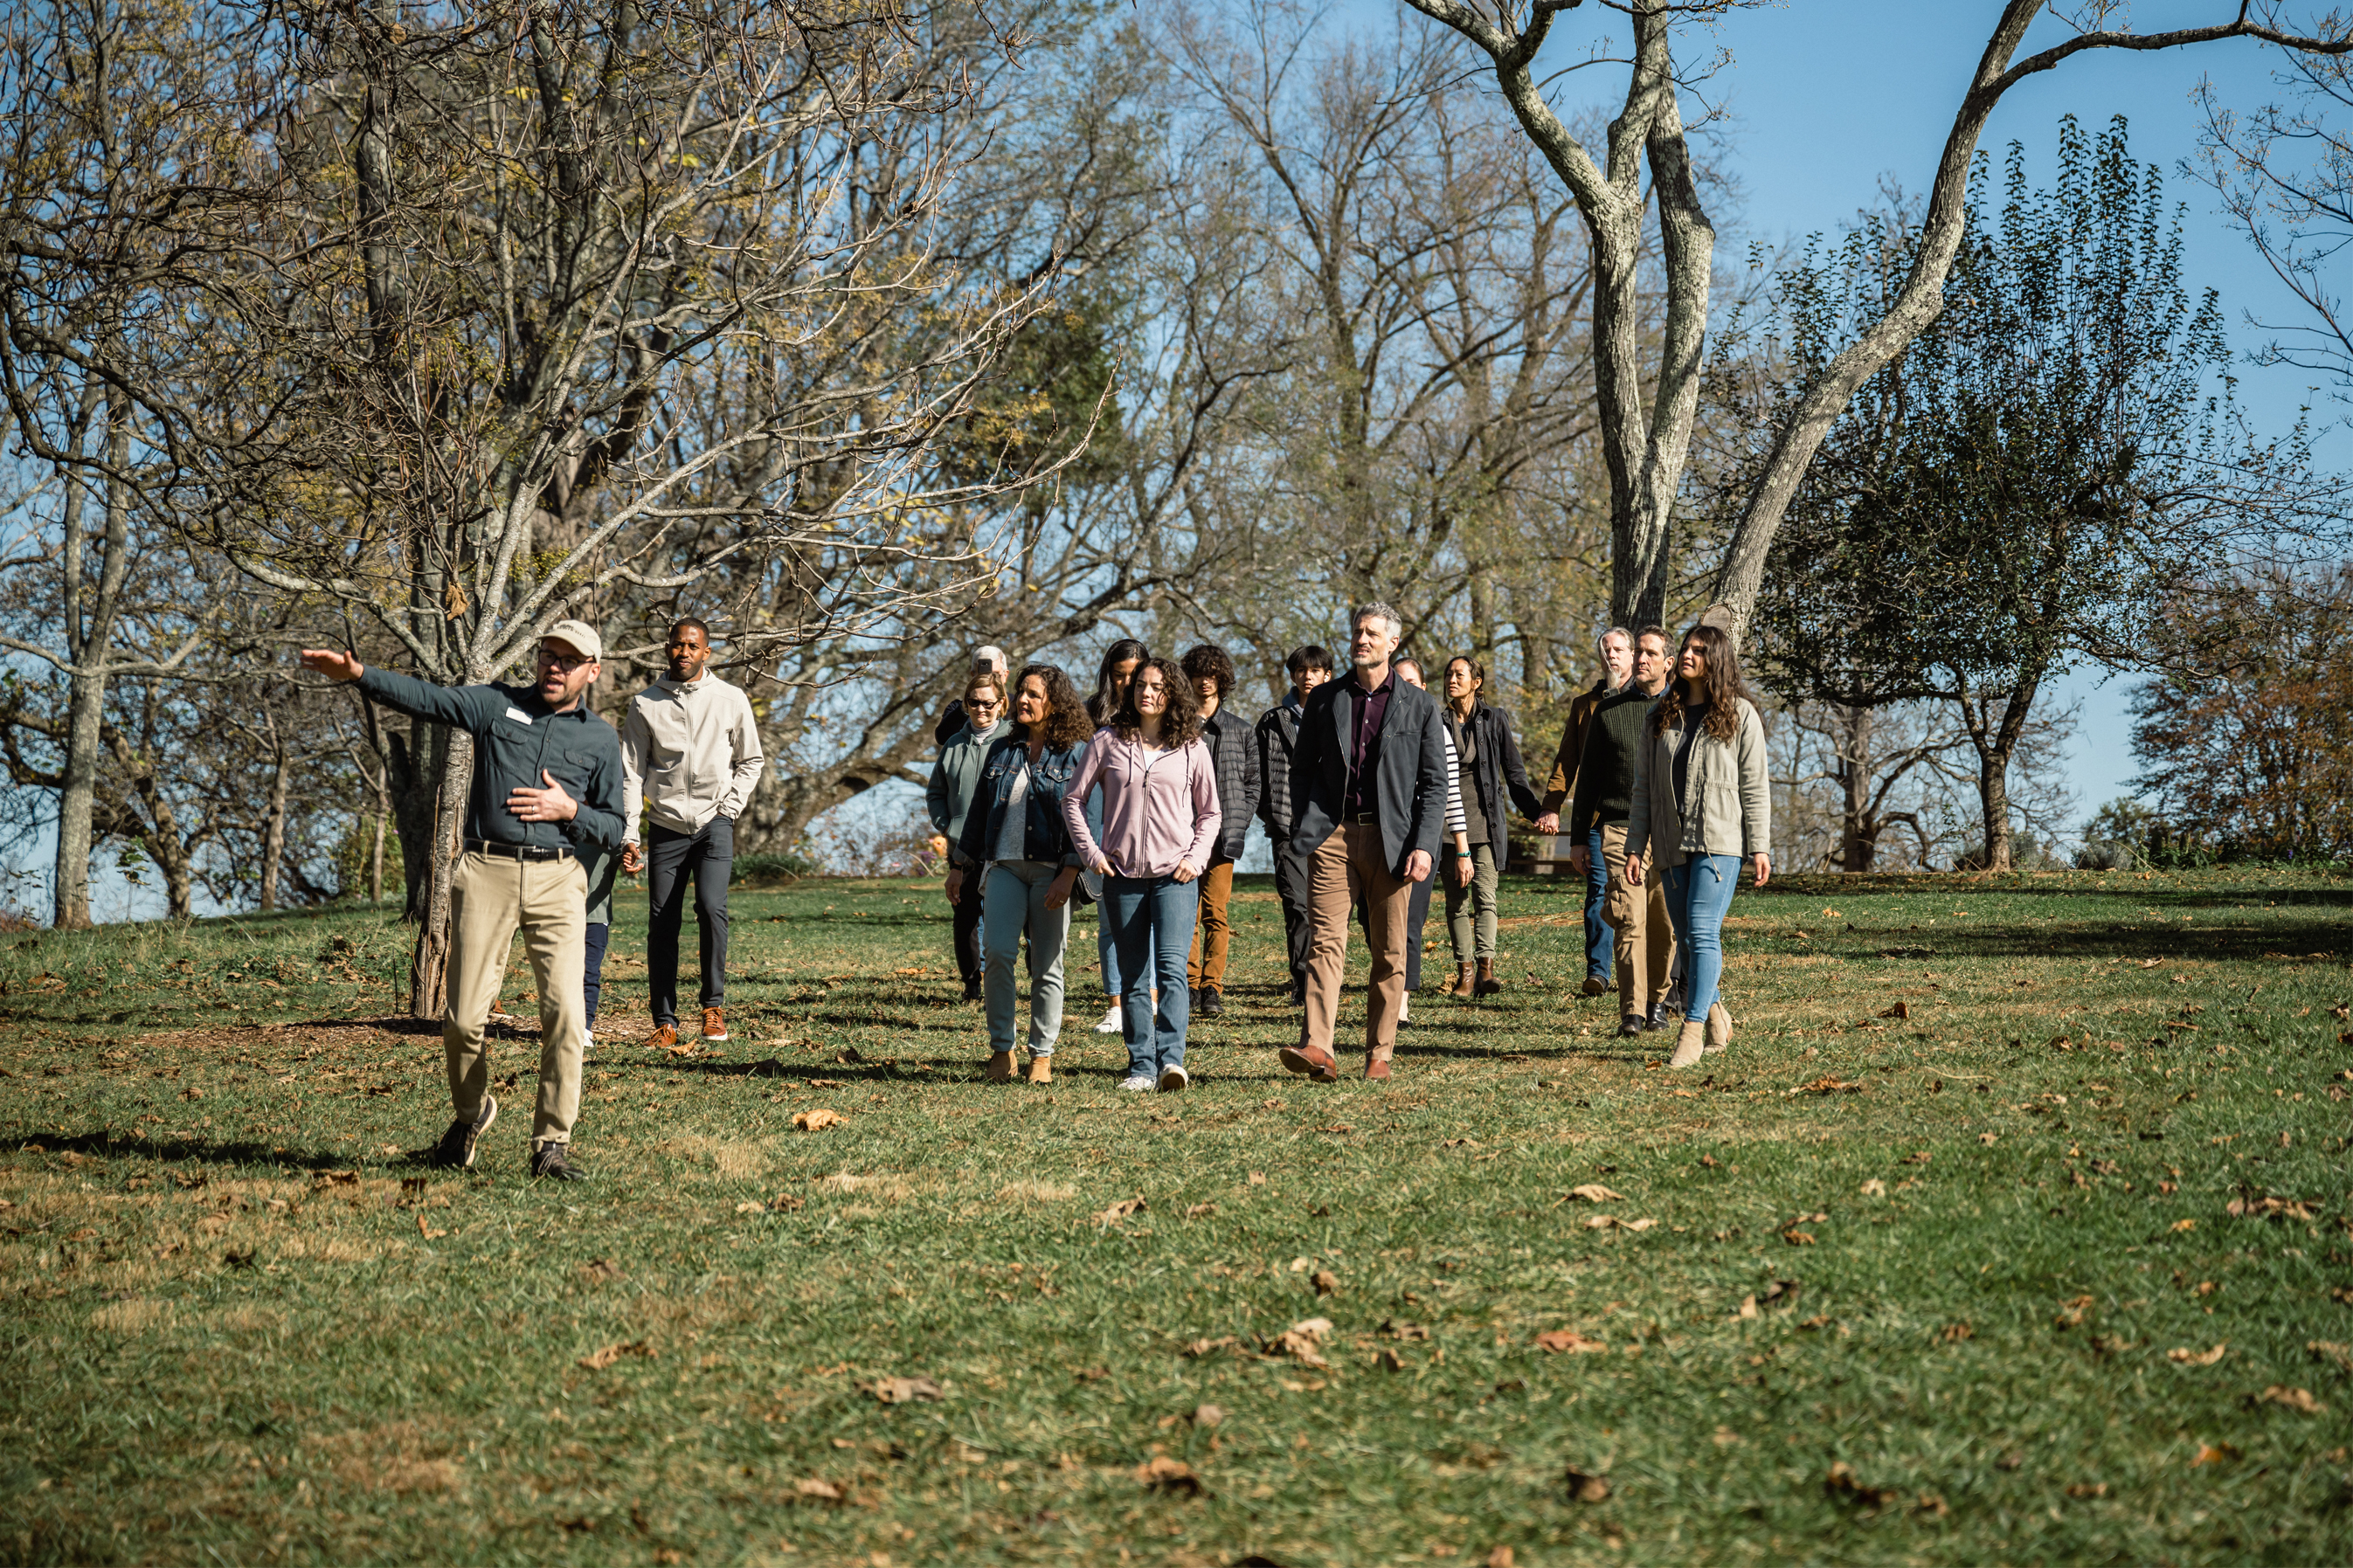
619,618,766,1046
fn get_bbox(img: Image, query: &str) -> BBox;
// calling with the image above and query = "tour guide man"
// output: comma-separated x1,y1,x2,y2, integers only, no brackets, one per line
299,622,623,1180
1281,602,1448,1082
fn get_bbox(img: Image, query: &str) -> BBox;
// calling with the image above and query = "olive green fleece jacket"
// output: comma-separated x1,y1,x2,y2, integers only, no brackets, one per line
1623,697,1771,868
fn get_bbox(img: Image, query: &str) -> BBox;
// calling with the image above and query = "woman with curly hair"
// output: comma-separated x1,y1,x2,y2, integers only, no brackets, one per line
1064,656,1221,1092
949,663,1097,1084
1624,623,1772,1069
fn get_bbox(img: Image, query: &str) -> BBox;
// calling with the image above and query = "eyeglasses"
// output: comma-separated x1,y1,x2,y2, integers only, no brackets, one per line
967,697,1001,710
541,649,594,672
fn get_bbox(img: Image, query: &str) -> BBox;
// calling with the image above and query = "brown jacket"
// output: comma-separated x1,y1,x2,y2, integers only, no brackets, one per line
1539,678,1612,817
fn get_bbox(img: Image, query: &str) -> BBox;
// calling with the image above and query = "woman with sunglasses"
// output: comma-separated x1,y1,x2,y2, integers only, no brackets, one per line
1064,657,1221,1092
928,669,1009,1003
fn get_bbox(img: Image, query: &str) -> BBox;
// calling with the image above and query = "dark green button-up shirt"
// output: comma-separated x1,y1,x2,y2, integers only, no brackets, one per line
358,668,625,852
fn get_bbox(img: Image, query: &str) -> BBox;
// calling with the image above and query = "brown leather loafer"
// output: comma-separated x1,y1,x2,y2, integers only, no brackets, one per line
1278,1044,1337,1082
1364,1057,1391,1081
643,1023,679,1051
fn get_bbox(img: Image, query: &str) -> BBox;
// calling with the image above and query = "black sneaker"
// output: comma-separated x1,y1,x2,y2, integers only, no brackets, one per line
961,977,982,1004
530,1141,585,1181
428,1095,497,1170
1197,987,1225,1019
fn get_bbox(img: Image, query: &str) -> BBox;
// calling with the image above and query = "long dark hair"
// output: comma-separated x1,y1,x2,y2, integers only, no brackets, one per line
1085,639,1152,724
1652,623,1752,743
1111,655,1203,748
1014,663,1093,749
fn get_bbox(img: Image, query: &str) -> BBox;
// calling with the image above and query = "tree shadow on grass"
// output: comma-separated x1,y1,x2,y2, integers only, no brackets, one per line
19,1128,370,1173
1814,917,2349,966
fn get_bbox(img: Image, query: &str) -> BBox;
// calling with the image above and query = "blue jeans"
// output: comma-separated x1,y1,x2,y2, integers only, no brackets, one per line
1662,854,1741,1021
1105,873,1199,1078
1582,825,1615,981
983,860,1071,1054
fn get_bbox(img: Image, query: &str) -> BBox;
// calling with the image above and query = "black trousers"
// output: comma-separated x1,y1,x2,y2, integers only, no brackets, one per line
583,921,611,1027
952,861,985,985
1272,843,1314,992
648,817,732,1023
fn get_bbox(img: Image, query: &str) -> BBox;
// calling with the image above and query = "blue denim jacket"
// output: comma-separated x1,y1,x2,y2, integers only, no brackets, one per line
957,732,1096,868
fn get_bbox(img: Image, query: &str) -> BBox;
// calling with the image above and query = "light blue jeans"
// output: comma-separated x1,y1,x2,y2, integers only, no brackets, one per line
1106,873,1199,1079
1662,853,1742,1022
983,860,1070,1055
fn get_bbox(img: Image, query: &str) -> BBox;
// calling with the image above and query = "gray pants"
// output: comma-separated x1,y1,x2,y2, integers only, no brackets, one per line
648,817,731,1024
1444,841,1502,963
983,860,1070,1055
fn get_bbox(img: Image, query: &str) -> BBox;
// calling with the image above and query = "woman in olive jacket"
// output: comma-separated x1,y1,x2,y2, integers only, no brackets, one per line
947,664,1097,1084
1624,624,1772,1068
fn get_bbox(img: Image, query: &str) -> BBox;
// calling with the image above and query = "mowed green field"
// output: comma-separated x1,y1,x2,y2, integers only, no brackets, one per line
2,867,2350,1566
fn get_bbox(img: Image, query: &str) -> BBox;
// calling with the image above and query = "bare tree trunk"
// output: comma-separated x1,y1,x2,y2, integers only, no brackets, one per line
369,813,384,906
51,386,128,929
408,729,471,1019
1953,669,2039,873
258,710,288,912
1837,704,1876,873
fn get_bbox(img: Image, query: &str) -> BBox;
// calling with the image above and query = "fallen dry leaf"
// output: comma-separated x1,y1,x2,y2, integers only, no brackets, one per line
792,1109,844,1132
2309,1340,2353,1372
1373,1347,1406,1372
806,1078,843,1089
1182,1337,1240,1358
578,1339,654,1371
1097,1197,1148,1225
1941,1322,1973,1343
1859,1178,1887,1197
1379,1319,1430,1341
1738,1295,1760,1319
1564,1467,1611,1503
1135,1454,1206,1496
415,1212,446,1240
1534,1328,1609,1355
1879,1001,1911,1020
2065,1482,2108,1500
1311,1268,1339,1295
2226,1194,2319,1222
2168,1343,2229,1367
1188,1403,1225,1427
2191,1441,2242,1466
735,1201,765,1213
1758,1279,1802,1307
2256,1385,2327,1413
1979,1132,1999,1145
1791,1076,1864,1095
2054,1295,2094,1330
1565,1183,1626,1204
1824,1461,1897,1508
869,1375,943,1405
1184,1202,1217,1219
793,1477,844,1503
1486,1548,1516,1568
579,1258,624,1282
1901,1151,1931,1165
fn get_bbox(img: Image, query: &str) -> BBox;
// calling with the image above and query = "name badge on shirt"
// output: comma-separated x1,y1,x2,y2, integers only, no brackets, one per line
504,707,532,726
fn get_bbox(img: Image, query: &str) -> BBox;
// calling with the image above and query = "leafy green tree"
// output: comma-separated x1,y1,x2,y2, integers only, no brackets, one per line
1719,116,2323,870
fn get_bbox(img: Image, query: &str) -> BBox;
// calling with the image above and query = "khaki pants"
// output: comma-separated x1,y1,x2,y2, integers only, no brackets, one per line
1301,822,1413,1062
446,850,588,1145
1185,860,1236,992
1600,822,1673,1017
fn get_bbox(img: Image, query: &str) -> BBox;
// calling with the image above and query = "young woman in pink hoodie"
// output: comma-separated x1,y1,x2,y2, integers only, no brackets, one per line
1063,657,1221,1092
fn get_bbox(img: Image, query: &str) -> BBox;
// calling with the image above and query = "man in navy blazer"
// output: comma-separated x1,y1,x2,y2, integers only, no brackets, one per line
1280,603,1449,1081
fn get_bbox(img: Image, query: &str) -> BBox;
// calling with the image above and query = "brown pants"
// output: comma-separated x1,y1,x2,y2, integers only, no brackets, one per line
1186,860,1236,991
445,850,588,1145
1599,822,1673,1018
1301,823,1413,1061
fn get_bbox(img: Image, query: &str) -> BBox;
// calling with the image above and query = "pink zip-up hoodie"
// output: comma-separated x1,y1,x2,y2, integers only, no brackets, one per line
1062,729,1221,879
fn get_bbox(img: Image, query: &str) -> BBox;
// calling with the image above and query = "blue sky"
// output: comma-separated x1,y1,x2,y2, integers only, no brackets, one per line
1520,0,2343,826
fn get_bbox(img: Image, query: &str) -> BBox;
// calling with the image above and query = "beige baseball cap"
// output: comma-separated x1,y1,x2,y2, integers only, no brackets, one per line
543,619,603,661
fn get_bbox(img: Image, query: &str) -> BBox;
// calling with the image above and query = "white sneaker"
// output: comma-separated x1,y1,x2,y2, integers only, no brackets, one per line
580,1026,594,1060
1094,1003,1123,1034
1157,1064,1189,1093
1118,1074,1154,1092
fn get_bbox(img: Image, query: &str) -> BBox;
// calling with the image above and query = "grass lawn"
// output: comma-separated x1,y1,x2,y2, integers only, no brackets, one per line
2,866,2351,1565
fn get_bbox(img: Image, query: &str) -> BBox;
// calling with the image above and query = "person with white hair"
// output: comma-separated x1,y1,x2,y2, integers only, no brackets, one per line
1536,626,1636,996
934,645,1013,745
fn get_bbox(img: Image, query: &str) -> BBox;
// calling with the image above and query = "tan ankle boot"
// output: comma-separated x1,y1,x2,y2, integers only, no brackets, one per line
985,1050,1014,1082
1668,1019,1706,1068
1448,962,1475,998
1473,957,1502,997
1706,1002,1733,1053
1027,1054,1052,1085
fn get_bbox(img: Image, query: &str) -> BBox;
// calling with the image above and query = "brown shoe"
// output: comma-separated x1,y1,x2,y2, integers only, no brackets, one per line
1474,958,1502,997
1027,1054,1052,1085
1579,973,1609,998
643,1023,679,1051
986,1050,1015,1082
700,1005,729,1042
1364,1056,1391,1081
1447,962,1476,998
1278,1043,1338,1083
